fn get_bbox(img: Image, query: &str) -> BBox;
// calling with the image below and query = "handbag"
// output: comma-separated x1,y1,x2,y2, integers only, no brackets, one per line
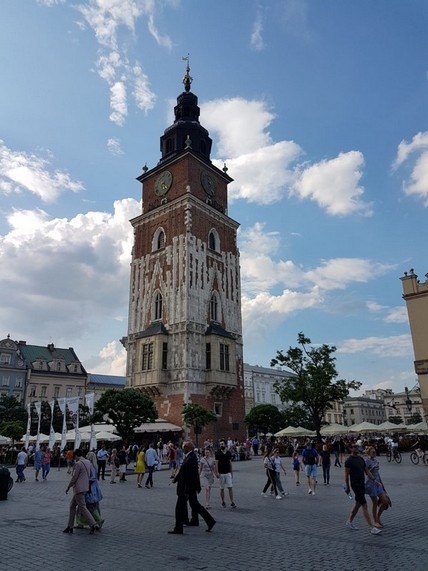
378,487,392,510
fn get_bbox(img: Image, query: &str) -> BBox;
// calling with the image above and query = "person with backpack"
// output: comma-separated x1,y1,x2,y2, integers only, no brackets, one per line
301,441,319,495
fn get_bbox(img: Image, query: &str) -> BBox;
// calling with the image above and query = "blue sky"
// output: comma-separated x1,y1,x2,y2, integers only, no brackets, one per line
1,0,427,395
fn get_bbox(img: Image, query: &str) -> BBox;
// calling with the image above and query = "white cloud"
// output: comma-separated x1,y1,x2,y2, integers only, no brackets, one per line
250,10,264,51
338,334,413,358
392,132,428,206
0,198,141,342
366,301,387,312
110,81,128,125
0,140,84,202
75,0,161,122
384,306,408,324
90,340,126,375
305,258,393,290
292,151,373,216
107,137,124,155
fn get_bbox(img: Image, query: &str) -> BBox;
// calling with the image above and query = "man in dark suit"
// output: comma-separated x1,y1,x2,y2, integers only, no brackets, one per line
168,441,216,534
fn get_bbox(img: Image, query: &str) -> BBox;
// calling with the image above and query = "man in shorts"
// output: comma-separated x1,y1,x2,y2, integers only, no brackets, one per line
344,444,382,535
215,440,236,508
301,441,319,495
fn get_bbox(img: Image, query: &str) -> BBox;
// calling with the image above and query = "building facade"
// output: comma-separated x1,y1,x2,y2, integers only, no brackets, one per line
86,373,126,403
0,335,26,402
342,396,386,426
243,364,296,414
18,342,87,407
401,269,428,420
123,63,245,441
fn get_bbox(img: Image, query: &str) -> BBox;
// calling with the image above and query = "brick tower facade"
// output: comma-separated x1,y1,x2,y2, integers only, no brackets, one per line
123,63,245,442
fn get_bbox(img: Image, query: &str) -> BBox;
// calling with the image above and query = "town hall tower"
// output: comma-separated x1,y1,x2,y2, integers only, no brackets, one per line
123,62,245,441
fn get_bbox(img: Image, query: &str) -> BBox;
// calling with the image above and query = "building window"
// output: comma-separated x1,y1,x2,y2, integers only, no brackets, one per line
220,344,229,371
214,402,222,416
153,292,163,321
157,230,165,249
66,387,72,398
41,386,47,398
210,293,218,322
208,231,216,250
38,361,44,370
15,378,23,389
54,386,60,398
205,343,211,370
162,342,168,369
0,353,11,365
77,387,82,396
29,385,36,397
153,227,166,252
57,361,62,371
142,343,154,370
2,376,10,387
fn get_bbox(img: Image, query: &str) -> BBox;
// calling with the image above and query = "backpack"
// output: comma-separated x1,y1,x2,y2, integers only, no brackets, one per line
303,448,315,465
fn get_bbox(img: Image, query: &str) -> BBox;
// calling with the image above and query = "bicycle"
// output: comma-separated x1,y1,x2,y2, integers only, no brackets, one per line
410,449,428,465
386,448,402,463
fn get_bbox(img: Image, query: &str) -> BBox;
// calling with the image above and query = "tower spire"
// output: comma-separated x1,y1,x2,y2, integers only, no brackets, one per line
182,53,192,92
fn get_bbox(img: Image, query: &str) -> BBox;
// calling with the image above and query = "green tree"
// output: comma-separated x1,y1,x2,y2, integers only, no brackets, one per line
388,415,404,425
0,420,25,443
271,332,361,441
92,388,158,444
280,404,314,431
407,412,423,425
244,404,284,435
182,403,217,446
0,395,26,424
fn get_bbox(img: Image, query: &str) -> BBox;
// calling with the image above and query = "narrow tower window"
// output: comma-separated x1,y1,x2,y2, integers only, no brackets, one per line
210,293,218,322
154,292,163,321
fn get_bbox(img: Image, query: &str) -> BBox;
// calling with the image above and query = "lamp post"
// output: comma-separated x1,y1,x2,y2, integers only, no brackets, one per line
405,386,412,424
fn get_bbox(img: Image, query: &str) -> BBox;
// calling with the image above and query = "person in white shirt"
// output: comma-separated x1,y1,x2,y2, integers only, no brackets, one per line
144,443,160,488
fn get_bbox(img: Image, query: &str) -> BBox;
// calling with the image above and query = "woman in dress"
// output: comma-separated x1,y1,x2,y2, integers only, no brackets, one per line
135,445,146,488
365,446,389,528
199,447,218,508
292,450,301,485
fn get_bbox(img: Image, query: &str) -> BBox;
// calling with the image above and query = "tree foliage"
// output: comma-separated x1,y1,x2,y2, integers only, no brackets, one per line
244,404,284,435
0,420,25,443
280,404,314,431
182,403,217,445
407,412,423,425
92,388,158,444
0,396,26,424
388,415,404,425
271,332,361,440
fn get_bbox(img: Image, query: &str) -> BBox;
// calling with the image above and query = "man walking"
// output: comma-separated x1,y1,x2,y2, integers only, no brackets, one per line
96,445,109,480
168,441,216,534
144,443,160,488
63,449,99,535
215,439,237,508
344,443,382,535
301,441,319,495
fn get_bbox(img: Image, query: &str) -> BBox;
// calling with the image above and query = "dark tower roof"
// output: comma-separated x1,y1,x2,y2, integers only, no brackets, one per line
159,58,212,164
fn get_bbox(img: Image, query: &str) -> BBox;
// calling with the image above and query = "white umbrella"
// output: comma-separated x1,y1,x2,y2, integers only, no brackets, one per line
79,423,118,433
406,421,428,433
377,421,407,432
275,426,315,437
320,423,347,435
0,434,11,444
95,431,121,441
348,421,378,433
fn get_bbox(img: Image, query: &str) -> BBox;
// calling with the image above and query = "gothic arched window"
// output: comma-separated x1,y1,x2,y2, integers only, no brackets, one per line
210,292,219,322
208,228,220,252
154,291,163,321
152,227,166,252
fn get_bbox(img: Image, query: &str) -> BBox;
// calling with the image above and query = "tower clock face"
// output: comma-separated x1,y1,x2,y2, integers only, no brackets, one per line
201,171,216,196
155,170,173,196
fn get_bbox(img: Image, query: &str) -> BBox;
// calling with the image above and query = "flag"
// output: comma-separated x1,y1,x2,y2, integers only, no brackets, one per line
34,401,41,450
85,392,95,416
48,401,56,449
24,403,31,450
57,398,67,451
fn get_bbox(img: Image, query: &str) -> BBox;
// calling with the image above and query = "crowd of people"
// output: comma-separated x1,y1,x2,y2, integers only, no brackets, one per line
3,431,422,537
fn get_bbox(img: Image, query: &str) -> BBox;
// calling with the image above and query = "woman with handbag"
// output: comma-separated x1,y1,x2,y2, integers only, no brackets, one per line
365,446,389,528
